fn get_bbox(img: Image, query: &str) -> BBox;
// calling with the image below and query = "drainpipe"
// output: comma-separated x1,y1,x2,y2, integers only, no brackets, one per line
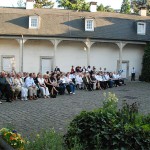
21,35,24,72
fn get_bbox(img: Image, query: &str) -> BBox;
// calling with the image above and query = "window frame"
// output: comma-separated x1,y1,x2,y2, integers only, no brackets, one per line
29,16,39,29
137,22,146,35
85,19,94,31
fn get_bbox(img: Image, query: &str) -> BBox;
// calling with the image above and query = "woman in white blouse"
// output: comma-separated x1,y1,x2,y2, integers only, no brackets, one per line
14,73,28,100
37,73,50,98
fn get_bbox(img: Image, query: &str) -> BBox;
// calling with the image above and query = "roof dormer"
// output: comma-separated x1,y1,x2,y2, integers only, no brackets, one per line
85,18,94,31
29,16,40,29
137,21,146,35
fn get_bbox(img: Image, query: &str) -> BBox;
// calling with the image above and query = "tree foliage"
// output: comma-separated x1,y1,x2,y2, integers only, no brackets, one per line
57,0,90,11
140,43,150,82
121,0,131,14
97,4,114,12
131,0,150,14
34,0,54,8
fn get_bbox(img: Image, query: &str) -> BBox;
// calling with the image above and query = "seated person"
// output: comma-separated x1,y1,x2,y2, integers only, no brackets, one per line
75,73,84,89
6,73,21,100
82,73,93,91
104,72,114,88
65,72,75,94
0,71,13,102
57,74,66,95
90,73,97,90
69,72,76,84
15,73,28,100
54,66,60,72
25,73,38,100
95,72,107,90
71,66,75,74
116,73,126,85
0,89,2,104
33,73,41,98
49,73,59,98
112,72,121,87
37,73,50,98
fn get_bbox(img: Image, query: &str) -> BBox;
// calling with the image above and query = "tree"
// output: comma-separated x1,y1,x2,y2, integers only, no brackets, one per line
34,0,54,8
140,43,150,82
97,4,114,12
120,0,131,14
57,0,90,11
97,4,105,11
131,0,150,14
17,0,25,7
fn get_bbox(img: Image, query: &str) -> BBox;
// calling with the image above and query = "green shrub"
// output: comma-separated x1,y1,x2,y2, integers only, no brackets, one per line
64,93,150,150
25,129,64,150
141,42,150,82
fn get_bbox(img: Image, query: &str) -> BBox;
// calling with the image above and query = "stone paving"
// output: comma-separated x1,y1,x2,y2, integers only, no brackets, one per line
0,81,150,138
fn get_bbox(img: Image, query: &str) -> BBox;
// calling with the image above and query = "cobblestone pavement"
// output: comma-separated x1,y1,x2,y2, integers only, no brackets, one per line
0,81,150,138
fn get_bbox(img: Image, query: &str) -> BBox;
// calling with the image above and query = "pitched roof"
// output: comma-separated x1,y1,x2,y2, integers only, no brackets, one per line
0,8,150,41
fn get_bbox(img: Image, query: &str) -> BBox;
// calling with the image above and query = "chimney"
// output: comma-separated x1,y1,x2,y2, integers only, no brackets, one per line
139,6,147,16
26,0,34,9
90,1,97,12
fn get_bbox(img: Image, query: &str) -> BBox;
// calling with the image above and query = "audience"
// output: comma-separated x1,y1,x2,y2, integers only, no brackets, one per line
0,65,126,103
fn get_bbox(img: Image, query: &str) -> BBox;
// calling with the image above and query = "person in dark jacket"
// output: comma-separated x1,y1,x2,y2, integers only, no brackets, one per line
0,72,13,102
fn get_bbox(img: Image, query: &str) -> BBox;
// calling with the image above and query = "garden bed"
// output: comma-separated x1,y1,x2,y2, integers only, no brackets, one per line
0,136,15,150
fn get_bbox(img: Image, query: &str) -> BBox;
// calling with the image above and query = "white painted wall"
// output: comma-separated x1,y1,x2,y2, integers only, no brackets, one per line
90,43,119,72
0,39,19,72
0,39,145,77
122,44,144,78
24,40,53,73
56,41,87,72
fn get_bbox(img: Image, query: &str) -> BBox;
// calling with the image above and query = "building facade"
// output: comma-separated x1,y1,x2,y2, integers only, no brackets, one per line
0,7,149,78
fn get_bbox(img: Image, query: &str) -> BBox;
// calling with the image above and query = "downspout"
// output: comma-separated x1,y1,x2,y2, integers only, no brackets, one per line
21,35,24,72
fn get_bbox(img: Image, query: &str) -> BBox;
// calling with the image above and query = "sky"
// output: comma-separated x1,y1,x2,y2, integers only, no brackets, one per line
0,0,123,9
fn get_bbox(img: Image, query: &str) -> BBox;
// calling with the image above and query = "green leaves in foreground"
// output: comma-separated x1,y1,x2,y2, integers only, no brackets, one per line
24,129,64,150
64,93,150,150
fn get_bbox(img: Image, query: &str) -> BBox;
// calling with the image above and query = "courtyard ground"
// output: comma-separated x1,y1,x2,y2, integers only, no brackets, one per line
0,81,149,138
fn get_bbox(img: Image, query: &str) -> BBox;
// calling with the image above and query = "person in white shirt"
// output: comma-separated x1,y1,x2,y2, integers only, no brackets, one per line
99,67,102,72
87,66,92,73
82,66,87,73
75,73,84,89
15,73,28,101
117,73,126,85
65,73,75,94
37,73,50,98
131,67,136,81
105,72,114,88
69,72,76,84
25,73,37,100
112,72,120,87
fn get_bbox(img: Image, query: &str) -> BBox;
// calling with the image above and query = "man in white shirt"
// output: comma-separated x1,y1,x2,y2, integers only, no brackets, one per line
75,73,84,89
25,73,37,100
131,67,135,81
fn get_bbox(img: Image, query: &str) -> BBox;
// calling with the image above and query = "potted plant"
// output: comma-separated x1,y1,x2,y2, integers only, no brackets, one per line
0,128,25,150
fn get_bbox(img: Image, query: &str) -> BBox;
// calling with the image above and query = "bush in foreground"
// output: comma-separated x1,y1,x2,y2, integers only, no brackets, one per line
64,93,150,150
24,129,64,150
